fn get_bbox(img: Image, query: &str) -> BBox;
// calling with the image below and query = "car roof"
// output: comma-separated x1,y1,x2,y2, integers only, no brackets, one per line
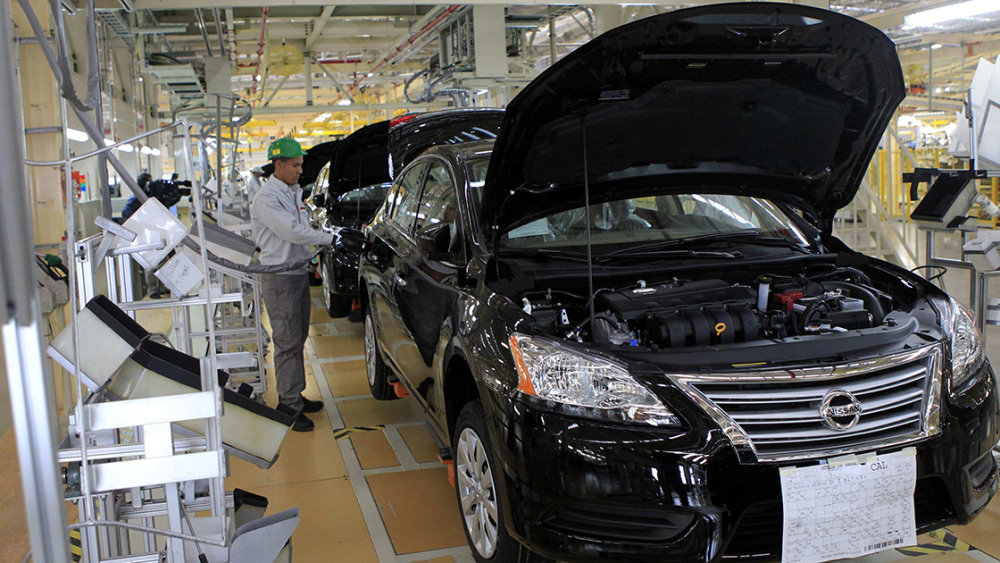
417,139,494,167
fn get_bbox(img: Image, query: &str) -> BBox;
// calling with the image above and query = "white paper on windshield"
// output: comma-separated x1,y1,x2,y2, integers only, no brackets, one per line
780,448,917,563
507,218,550,239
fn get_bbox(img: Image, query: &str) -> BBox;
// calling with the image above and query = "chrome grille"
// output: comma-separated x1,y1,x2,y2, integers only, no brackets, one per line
685,346,942,462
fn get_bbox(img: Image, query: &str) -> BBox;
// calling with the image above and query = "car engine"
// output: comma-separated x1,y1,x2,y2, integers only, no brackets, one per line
520,271,892,349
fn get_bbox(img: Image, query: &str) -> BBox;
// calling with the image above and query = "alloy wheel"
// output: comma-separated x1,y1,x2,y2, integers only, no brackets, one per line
456,427,499,559
365,313,377,387
322,263,332,313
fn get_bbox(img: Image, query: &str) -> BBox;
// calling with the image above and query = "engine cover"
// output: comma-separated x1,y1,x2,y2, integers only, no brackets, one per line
596,279,762,348
597,280,756,319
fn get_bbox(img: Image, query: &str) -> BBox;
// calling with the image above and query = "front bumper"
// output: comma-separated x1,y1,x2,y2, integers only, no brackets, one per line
488,365,999,563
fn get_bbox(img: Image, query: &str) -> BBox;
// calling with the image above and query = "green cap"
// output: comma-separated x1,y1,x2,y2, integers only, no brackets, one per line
267,138,308,160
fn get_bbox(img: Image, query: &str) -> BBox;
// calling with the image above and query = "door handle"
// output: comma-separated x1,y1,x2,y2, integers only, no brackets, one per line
394,273,408,287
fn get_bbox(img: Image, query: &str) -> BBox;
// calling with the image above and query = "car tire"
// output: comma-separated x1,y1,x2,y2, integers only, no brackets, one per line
454,400,547,563
365,308,398,401
323,263,353,318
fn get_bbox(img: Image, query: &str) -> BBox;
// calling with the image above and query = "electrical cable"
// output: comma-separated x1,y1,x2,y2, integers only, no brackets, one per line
910,265,947,282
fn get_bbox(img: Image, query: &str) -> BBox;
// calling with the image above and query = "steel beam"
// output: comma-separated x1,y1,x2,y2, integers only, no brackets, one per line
305,54,313,106
263,75,292,107
305,5,336,51
252,101,450,115
860,0,966,30
212,8,226,56
137,0,759,7
194,8,214,58
314,58,357,104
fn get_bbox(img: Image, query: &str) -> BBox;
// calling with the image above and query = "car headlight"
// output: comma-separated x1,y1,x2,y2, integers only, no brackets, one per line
508,333,681,427
944,298,986,394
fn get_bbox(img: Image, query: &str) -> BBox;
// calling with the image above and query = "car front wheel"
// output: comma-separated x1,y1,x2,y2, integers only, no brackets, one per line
323,262,352,318
454,400,545,563
364,308,398,401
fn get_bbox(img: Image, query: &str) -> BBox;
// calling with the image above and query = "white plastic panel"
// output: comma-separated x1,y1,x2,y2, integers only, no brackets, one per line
154,246,205,297
976,57,1000,169
115,197,189,270
108,359,291,462
970,57,997,145
949,111,971,158
49,308,136,388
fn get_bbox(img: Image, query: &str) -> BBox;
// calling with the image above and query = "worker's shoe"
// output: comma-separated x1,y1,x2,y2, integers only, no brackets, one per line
301,397,325,413
292,415,315,432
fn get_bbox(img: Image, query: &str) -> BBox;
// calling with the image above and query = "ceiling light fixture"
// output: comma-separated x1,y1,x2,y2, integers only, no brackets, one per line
313,112,333,122
337,99,351,106
905,0,998,27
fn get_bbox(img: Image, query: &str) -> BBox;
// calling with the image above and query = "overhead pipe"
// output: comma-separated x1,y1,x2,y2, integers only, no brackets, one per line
212,8,226,57
250,7,269,97
347,5,462,93
194,8,214,57
226,8,236,66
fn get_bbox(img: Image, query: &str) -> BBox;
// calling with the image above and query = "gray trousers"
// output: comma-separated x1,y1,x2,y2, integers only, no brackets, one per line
261,272,311,411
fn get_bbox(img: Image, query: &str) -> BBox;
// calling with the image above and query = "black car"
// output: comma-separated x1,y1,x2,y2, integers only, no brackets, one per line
359,4,999,563
314,110,503,317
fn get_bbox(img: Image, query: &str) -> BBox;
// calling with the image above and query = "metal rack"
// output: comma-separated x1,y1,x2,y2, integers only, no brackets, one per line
42,115,230,562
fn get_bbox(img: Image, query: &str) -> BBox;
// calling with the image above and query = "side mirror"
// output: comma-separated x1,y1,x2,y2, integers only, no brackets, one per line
418,224,463,264
311,193,326,208
335,227,366,253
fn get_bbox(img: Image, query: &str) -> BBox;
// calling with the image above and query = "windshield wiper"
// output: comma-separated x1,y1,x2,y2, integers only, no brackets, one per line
603,230,760,257
497,248,592,263
602,229,809,257
595,249,741,264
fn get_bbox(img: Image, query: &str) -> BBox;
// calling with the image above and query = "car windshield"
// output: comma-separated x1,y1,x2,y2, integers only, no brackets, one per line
338,183,392,203
497,194,812,253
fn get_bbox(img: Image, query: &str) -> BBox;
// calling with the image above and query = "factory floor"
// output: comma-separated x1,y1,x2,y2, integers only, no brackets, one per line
2,226,1000,563
226,290,472,563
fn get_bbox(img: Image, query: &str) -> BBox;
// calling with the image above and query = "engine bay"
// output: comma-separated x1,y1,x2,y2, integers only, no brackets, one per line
515,265,908,349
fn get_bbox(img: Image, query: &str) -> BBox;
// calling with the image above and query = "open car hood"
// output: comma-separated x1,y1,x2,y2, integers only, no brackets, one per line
328,120,391,197
388,108,503,179
481,3,905,234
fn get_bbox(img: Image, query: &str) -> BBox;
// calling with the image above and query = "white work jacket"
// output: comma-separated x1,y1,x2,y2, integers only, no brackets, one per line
250,176,334,275
247,175,263,204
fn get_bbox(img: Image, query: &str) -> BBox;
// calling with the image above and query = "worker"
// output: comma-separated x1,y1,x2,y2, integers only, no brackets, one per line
121,173,193,221
120,173,153,221
247,166,265,204
250,138,333,432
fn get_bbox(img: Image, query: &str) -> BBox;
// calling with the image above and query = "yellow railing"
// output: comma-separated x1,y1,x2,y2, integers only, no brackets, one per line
866,147,972,222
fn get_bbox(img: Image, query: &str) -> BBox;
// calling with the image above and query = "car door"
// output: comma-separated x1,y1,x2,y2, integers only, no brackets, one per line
392,158,463,424
305,165,329,229
366,161,427,370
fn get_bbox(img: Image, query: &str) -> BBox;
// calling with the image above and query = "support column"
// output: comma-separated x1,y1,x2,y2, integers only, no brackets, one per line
473,5,506,78
305,53,313,106
794,0,831,7
0,1,72,562
593,6,623,35
548,16,557,66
